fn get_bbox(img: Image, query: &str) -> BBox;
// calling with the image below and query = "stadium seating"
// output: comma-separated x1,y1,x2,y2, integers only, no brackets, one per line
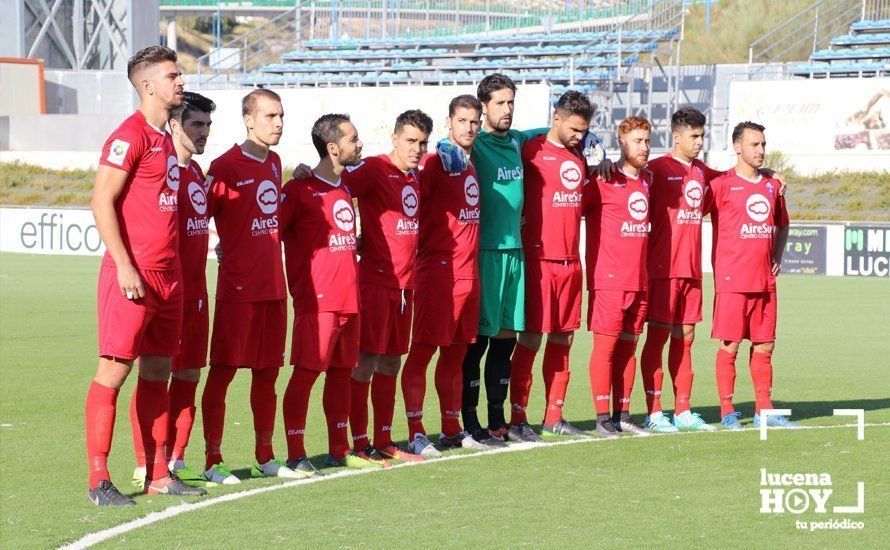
243,24,676,91
794,19,890,77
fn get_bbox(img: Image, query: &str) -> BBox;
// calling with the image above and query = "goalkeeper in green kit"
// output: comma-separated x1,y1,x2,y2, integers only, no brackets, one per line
455,74,547,447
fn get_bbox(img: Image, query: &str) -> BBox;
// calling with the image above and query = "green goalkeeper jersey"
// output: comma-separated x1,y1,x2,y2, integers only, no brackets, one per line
471,128,546,250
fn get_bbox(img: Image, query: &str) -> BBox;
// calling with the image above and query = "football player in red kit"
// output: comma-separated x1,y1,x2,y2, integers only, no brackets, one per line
585,116,654,438
278,114,364,474
710,122,797,430
201,89,292,484
131,91,217,489
85,46,206,505
400,95,484,456
508,91,596,441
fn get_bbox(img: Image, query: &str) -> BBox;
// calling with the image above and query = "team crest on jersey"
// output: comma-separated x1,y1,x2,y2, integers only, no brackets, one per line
402,185,419,217
256,180,279,214
271,163,280,182
166,156,180,191
766,181,775,197
464,175,480,206
511,138,520,153
684,180,704,208
332,198,355,232
106,139,130,166
188,181,208,216
627,191,648,221
559,160,583,190
746,193,771,222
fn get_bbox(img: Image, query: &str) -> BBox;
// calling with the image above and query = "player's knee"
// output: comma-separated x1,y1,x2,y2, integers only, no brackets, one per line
172,368,201,383
95,356,134,388
376,355,401,376
138,355,173,381
720,340,740,354
753,342,775,354
352,360,376,381
549,332,573,346
518,332,543,350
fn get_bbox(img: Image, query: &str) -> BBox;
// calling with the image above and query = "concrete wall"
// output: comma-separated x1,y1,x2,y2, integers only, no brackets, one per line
0,114,122,152
42,70,134,115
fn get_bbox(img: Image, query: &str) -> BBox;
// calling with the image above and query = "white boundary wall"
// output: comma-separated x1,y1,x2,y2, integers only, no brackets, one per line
3,206,887,277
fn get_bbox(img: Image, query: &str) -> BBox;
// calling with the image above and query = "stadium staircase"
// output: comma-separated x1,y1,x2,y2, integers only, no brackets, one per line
794,17,890,77
747,0,890,78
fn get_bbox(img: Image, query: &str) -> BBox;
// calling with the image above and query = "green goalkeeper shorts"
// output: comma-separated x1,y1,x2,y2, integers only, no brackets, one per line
477,248,525,337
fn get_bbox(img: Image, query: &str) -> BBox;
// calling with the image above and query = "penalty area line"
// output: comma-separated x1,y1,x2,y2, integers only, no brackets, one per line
61,421,890,549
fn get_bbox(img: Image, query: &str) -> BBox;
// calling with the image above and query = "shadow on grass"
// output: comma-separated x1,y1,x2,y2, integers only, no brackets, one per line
568,397,890,432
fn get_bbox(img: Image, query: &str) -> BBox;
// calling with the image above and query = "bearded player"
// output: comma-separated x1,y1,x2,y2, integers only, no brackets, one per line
710,122,797,430
278,114,364,476
460,74,547,446
508,91,596,441
131,91,217,488
585,116,654,438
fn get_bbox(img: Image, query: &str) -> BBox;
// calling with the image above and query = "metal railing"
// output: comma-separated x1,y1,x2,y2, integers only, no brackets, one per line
747,0,890,68
196,7,302,88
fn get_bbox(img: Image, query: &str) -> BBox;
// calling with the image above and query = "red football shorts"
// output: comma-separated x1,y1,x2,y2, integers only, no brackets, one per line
97,262,183,360
587,289,648,336
412,276,480,346
359,282,413,356
172,298,210,371
290,312,360,371
210,299,287,369
646,277,703,325
525,259,583,333
711,291,778,343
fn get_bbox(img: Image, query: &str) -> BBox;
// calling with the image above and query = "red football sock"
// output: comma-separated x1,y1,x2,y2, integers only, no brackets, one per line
544,371,571,426
132,377,170,481
85,381,119,489
167,377,199,463
349,378,371,450
435,343,466,437
201,366,237,469
612,339,638,416
371,372,397,449
715,349,738,417
640,325,670,415
749,351,774,414
508,342,537,425
590,333,618,415
669,338,695,415
542,340,570,397
401,343,436,439
323,367,352,459
250,368,279,464
129,387,146,469
283,366,320,461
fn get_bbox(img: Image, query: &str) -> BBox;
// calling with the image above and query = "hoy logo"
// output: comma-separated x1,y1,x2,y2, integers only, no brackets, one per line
758,408,866,519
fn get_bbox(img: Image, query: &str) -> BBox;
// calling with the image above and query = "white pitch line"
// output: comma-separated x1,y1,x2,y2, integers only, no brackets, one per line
61,421,890,549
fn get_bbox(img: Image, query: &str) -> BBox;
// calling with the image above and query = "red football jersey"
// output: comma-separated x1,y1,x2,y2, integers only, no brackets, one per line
521,135,588,260
279,174,359,314
207,144,286,302
177,160,210,300
646,155,723,280
584,168,651,291
98,110,179,270
415,152,480,280
344,154,420,290
709,170,789,293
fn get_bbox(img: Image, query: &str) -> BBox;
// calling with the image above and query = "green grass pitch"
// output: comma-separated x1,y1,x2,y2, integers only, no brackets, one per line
0,253,887,548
